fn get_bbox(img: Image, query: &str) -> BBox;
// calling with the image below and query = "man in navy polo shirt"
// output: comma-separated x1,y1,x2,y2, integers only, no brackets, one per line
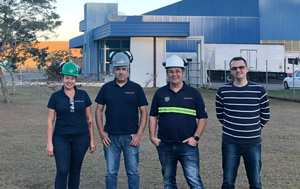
95,51,148,189
149,55,208,189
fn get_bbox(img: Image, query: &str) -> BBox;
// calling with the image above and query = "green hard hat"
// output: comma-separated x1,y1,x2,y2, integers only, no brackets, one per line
61,62,80,77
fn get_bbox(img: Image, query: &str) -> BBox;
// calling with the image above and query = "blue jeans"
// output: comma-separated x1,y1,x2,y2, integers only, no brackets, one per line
157,142,204,189
53,132,90,189
103,135,140,189
222,143,262,189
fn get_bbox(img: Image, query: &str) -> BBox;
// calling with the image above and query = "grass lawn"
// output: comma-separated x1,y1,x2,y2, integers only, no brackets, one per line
268,89,300,101
0,85,299,188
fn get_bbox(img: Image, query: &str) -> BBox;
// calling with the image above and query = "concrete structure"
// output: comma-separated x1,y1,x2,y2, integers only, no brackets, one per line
69,0,300,87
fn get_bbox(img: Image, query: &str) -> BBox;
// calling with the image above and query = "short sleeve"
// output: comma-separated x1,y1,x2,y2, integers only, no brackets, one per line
84,91,92,107
47,93,56,110
149,91,159,116
195,90,208,119
137,85,148,107
95,85,106,105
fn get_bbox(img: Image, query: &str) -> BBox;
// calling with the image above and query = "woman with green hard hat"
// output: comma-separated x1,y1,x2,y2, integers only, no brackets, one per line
46,62,96,189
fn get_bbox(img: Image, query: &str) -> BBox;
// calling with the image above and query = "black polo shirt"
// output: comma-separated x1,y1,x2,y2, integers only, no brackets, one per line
150,82,208,144
95,79,148,135
47,86,92,135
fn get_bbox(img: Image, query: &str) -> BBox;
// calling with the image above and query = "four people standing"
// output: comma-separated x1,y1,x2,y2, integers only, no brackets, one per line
95,51,148,189
47,55,270,188
149,55,208,188
215,57,270,188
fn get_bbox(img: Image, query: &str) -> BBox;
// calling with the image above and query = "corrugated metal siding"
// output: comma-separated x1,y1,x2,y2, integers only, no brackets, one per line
94,24,111,40
69,35,84,48
79,20,84,32
124,16,143,22
93,22,190,40
166,40,201,52
110,22,189,36
144,0,259,17
260,0,300,40
143,16,260,44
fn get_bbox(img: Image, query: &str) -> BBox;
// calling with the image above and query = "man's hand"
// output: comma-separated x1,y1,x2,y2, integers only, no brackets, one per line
182,137,198,146
100,131,111,147
130,134,142,146
150,137,161,147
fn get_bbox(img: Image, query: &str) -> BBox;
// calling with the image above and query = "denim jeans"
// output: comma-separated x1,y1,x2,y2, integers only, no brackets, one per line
53,132,90,189
157,142,204,189
222,143,262,189
103,135,140,189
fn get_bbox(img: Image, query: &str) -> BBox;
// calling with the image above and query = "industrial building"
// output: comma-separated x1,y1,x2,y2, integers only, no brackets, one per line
69,0,300,87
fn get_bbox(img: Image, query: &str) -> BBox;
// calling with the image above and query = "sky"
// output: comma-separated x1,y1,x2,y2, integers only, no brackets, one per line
50,0,181,41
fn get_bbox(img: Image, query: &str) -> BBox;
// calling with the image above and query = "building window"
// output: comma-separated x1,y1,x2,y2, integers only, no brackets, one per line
122,40,130,48
99,38,130,72
106,40,121,48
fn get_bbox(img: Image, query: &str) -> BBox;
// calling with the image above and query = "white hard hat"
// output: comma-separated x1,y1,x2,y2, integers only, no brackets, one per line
110,51,133,67
163,55,188,68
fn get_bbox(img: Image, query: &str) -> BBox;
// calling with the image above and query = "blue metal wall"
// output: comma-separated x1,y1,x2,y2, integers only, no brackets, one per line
260,0,300,40
144,0,259,17
143,16,260,44
166,40,200,52
69,35,84,48
144,0,300,41
83,3,118,76
79,20,84,32
142,0,260,44
93,21,190,40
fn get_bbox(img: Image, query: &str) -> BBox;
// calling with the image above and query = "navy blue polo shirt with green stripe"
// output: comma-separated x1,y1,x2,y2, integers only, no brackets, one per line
150,82,208,144
95,79,148,135
47,86,92,135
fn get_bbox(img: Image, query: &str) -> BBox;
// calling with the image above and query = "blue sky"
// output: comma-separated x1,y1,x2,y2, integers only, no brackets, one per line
51,0,180,41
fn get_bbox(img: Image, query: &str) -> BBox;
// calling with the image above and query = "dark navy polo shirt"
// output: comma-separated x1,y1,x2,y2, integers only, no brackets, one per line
95,79,148,135
150,82,208,144
47,86,92,134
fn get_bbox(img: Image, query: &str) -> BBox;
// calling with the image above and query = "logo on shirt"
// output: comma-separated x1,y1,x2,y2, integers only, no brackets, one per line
184,97,193,100
75,100,85,103
125,91,135,95
164,97,170,102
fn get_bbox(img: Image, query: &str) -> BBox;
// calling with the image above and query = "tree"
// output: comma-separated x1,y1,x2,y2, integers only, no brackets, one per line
0,66,10,103
29,44,49,69
43,49,70,81
0,0,61,103
1,42,35,95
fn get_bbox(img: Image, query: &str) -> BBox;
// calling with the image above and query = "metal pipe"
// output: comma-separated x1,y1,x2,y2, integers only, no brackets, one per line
153,37,156,87
224,60,227,83
266,60,268,91
293,58,295,98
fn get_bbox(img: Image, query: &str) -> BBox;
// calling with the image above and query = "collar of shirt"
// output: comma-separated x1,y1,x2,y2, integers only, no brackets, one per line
112,78,131,88
166,81,188,93
59,86,78,98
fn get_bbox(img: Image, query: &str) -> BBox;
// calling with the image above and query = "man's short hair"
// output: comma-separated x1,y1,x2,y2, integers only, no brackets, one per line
229,57,247,68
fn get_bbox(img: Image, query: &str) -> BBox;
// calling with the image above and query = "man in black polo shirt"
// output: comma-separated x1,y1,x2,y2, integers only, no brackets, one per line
149,55,208,188
95,51,148,189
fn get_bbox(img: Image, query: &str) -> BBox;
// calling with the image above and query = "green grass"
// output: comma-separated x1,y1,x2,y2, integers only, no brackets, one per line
0,85,300,188
268,89,300,100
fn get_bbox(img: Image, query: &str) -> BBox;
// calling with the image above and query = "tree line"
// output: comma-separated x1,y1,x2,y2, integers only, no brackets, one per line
0,0,73,103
